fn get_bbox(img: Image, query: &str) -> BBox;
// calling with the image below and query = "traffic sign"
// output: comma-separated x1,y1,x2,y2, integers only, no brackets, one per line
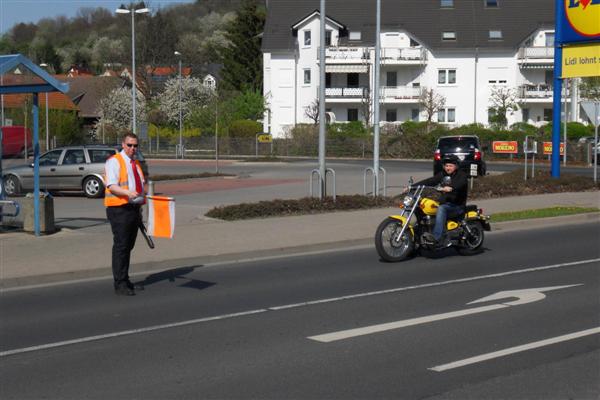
257,134,272,143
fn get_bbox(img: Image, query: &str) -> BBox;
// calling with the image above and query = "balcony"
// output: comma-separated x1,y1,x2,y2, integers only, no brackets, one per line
323,47,369,64
380,47,427,65
518,84,569,101
325,87,369,99
381,86,422,102
518,47,554,68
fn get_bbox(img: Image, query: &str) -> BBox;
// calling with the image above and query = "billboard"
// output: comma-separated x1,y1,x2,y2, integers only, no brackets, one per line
557,0,600,45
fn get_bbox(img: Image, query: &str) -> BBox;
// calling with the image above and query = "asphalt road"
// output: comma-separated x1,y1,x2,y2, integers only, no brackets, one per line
1,221,598,399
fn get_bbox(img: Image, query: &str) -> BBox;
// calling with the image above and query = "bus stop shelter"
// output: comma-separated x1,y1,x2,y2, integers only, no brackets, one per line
0,54,69,236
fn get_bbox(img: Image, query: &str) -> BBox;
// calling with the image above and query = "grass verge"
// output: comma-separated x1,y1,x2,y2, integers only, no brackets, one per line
490,207,599,222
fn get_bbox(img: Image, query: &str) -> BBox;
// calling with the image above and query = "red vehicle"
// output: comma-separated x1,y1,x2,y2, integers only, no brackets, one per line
1,126,32,158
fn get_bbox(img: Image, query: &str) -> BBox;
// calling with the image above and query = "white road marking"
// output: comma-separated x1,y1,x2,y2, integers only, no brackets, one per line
308,285,583,343
1,258,598,357
429,327,600,372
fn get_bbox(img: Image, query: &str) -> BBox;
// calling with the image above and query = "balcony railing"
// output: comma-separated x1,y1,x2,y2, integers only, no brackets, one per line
518,84,569,98
380,47,427,63
518,47,554,60
382,86,422,100
324,47,369,61
325,87,369,98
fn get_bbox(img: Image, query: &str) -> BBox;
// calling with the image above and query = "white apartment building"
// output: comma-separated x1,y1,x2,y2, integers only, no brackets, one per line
262,0,582,138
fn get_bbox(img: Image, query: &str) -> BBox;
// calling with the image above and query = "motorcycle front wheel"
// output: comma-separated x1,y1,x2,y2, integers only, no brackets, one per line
457,221,484,256
375,217,415,262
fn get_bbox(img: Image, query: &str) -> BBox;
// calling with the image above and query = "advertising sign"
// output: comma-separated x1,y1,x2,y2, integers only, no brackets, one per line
562,42,600,78
557,0,600,44
543,142,565,155
492,141,518,154
257,134,273,143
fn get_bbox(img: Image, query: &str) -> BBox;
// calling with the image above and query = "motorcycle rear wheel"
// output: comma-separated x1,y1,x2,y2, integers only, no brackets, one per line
457,221,484,256
375,217,414,262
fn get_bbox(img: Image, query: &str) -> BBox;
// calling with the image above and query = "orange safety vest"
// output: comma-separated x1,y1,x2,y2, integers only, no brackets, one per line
104,153,145,207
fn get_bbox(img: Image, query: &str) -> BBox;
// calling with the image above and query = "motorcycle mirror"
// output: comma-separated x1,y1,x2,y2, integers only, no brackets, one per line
408,176,414,185
442,176,451,186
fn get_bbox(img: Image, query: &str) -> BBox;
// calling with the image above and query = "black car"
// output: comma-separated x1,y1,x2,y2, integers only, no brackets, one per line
433,135,486,176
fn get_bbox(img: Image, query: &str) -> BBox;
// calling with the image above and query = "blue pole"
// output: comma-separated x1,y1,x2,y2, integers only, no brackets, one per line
33,93,40,236
551,0,563,178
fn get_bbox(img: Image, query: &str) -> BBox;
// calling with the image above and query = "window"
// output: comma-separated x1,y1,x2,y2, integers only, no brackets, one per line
438,69,457,85
386,71,397,87
543,108,552,122
545,32,555,47
348,108,359,121
39,150,62,166
409,38,420,47
325,30,332,46
349,31,361,41
442,31,456,41
62,149,85,165
411,109,420,121
545,70,553,85
485,0,499,7
488,79,507,85
441,0,454,8
347,73,359,88
489,30,503,40
438,107,456,123
303,69,311,84
412,82,421,88
325,73,332,88
304,30,311,46
386,109,397,122
522,108,530,122
89,149,116,163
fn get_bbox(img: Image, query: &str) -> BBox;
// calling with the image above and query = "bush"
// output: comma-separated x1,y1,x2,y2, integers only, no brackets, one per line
327,121,369,138
228,119,262,138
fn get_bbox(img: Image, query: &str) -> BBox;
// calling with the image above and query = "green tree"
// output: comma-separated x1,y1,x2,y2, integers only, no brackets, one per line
219,0,265,91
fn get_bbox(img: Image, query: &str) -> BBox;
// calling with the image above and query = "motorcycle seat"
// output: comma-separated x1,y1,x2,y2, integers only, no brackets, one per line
465,205,478,213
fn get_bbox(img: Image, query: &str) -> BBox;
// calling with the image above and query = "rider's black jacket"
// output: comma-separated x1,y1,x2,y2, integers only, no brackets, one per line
414,169,468,206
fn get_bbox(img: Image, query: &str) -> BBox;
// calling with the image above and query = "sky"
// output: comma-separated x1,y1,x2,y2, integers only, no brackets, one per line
0,0,196,33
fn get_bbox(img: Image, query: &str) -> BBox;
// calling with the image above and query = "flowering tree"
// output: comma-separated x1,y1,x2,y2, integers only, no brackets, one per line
97,87,147,133
156,77,212,127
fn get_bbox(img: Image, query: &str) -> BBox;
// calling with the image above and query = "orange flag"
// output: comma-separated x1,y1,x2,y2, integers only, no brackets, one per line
147,195,175,238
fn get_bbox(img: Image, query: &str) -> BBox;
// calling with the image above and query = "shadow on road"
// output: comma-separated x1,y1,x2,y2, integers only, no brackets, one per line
139,265,215,290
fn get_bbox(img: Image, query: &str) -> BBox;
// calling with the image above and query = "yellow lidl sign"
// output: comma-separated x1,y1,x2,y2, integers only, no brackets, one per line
257,134,272,143
565,0,600,37
562,42,600,77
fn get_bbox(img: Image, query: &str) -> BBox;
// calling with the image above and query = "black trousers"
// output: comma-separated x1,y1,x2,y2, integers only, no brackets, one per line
106,204,141,288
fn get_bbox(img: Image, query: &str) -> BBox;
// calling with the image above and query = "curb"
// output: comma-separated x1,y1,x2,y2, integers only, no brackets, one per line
1,213,598,290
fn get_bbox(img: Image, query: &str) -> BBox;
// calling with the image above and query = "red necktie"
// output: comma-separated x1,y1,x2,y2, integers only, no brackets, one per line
131,159,142,194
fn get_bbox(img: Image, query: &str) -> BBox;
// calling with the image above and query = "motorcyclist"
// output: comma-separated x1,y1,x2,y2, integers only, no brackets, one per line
410,155,468,247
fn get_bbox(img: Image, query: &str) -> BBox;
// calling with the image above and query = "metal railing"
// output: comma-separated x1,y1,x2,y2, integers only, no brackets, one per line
518,46,554,59
382,86,422,100
325,87,368,98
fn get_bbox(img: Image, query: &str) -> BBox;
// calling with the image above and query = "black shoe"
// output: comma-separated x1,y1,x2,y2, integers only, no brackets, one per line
422,232,436,243
126,281,144,291
115,286,135,296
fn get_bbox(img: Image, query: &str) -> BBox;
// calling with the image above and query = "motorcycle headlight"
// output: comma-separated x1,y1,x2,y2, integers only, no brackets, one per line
403,196,414,208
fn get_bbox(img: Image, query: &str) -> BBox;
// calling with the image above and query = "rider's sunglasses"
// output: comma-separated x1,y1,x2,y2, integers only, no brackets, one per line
125,143,139,148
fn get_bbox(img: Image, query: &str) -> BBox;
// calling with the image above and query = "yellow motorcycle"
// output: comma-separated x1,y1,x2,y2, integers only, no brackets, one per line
375,180,490,262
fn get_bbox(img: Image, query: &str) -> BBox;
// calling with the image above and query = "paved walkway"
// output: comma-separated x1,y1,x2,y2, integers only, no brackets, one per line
1,191,598,288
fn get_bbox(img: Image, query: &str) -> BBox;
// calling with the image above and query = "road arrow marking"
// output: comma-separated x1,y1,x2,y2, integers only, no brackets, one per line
308,284,582,343
429,327,600,372
467,284,583,306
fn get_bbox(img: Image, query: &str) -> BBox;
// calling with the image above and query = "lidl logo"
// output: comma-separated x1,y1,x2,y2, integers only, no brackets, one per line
566,0,600,37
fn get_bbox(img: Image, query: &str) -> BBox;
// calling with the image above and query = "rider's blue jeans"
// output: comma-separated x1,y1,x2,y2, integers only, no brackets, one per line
433,203,464,241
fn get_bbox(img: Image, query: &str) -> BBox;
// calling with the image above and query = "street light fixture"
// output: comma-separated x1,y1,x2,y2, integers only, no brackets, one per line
39,63,51,151
116,5,150,135
174,51,183,158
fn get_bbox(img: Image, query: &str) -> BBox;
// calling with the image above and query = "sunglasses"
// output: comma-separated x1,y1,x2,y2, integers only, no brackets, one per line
125,143,139,148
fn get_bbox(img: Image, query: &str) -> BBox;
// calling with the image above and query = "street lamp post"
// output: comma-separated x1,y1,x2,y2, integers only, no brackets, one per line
40,63,50,150
174,51,183,158
116,5,150,135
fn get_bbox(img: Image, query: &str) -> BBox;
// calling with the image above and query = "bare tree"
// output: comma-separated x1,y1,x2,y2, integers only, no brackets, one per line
489,86,519,128
580,77,600,101
419,87,446,128
360,88,373,128
304,98,320,125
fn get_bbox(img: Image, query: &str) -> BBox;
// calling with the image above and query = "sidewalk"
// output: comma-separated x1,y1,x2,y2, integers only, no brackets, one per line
1,191,598,288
